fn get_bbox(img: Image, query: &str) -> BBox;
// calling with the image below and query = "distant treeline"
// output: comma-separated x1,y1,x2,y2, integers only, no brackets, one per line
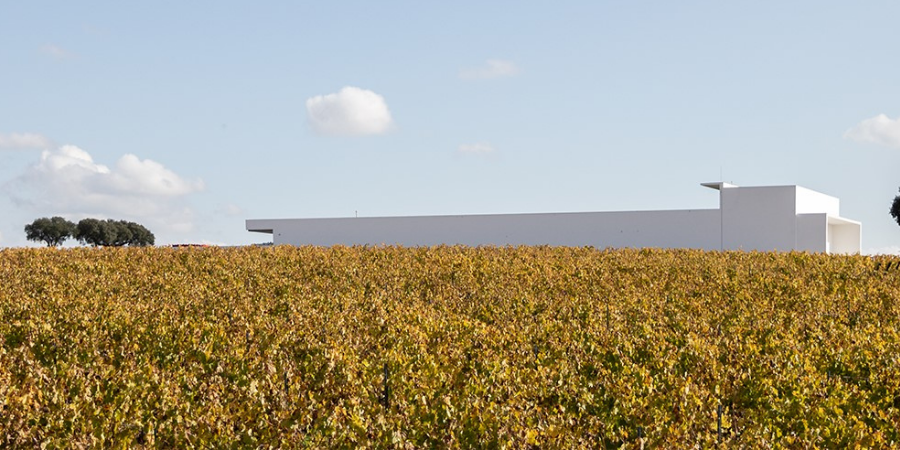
24,217,154,247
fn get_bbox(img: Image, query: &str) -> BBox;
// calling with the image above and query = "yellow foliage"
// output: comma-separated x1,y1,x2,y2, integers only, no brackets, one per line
0,246,898,447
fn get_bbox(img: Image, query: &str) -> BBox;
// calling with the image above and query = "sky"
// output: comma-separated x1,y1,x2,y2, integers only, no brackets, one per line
2,2,900,253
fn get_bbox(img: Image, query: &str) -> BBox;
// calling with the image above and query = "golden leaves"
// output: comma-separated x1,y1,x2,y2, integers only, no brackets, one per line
0,247,898,447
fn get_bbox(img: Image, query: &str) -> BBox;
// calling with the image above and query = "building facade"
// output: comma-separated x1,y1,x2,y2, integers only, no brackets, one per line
246,182,862,254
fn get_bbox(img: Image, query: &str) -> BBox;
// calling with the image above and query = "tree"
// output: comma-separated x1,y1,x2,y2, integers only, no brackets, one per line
75,218,110,247
24,217,76,247
76,218,155,247
892,188,900,227
125,221,155,246
109,220,133,246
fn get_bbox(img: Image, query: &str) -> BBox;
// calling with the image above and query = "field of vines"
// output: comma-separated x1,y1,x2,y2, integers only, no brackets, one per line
1,246,899,448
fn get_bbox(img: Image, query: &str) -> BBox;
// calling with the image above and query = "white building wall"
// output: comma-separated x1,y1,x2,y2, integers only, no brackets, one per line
247,183,862,254
720,186,797,251
796,186,840,216
248,209,722,249
828,218,862,255
795,214,828,253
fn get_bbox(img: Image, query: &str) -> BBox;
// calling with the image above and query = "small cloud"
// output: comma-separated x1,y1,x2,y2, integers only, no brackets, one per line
457,142,496,154
0,132,53,150
40,44,74,60
306,86,394,136
459,59,519,80
844,114,900,149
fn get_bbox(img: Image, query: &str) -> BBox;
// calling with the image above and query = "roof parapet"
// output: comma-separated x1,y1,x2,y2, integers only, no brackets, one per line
701,181,738,191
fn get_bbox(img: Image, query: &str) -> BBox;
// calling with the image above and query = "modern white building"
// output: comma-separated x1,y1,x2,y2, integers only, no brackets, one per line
246,182,862,254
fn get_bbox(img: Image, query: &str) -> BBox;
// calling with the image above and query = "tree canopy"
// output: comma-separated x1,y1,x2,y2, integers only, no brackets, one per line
892,189,900,228
75,219,155,247
24,217,76,247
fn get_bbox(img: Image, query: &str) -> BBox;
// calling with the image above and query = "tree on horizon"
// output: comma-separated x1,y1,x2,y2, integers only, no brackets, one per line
75,218,155,247
24,217,76,247
891,189,900,228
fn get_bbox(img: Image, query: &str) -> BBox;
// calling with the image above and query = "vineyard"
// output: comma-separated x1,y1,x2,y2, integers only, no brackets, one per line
1,246,899,448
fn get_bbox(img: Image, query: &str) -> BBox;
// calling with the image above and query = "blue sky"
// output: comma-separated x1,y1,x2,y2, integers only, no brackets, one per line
2,2,900,252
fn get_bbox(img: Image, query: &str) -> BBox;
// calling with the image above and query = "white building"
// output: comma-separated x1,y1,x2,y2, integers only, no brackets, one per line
246,182,862,254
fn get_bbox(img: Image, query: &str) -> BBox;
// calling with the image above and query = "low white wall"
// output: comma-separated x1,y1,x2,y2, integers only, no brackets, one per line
247,183,862,254
248,209,722,249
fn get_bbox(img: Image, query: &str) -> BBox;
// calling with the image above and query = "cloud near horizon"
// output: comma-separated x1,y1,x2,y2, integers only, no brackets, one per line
459,59,519,80
844,114,900,149
5,145,204,233
0,132,53,150
306,87,394,136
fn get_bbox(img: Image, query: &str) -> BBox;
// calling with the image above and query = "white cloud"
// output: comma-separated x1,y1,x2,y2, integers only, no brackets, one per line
5,145,204,234
844,114,900,149
105,154,202,196
459,59,519,80
40,44,74,59
457,142,496,154
306,87,394,136
0,132,53,150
